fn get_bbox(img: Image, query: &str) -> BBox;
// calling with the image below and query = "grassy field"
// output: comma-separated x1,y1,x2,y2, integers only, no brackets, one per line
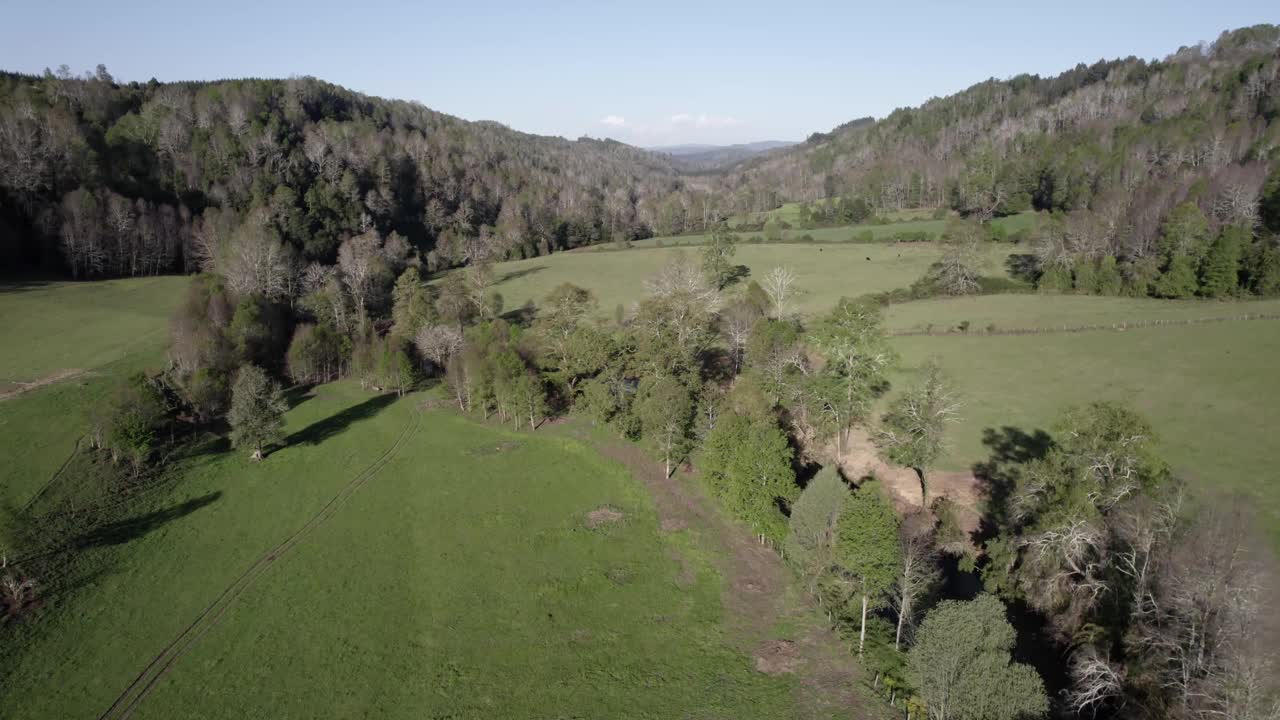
885,294,1280,333
3,383,798,719
889,319,1280,547
730,202,942,226
482,243,1018,317
634,211,1038,248
0,276,188,509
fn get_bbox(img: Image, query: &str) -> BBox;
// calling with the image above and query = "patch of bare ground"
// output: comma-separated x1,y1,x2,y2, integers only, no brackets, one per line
598,440,884,719
834,426,983,541
0,368,89,401
584,505,624,529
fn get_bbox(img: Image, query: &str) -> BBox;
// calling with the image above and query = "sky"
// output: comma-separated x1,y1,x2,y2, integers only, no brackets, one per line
1,1,1276,146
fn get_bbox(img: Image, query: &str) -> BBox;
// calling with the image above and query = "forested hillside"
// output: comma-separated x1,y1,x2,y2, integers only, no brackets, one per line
716,26,1280,258
0,69,705,277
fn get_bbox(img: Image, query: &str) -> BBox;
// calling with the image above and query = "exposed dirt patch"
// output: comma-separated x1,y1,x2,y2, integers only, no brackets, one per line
834,426,984,540
598,440,879,719
584,505,624,528
667,548,697,589
754,639,803,676
0,368,89,401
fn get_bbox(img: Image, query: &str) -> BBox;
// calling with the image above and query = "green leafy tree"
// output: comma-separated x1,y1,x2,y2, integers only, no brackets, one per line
878,361,960,504
807,298,894,453
909,595,1048,720
93,372,166,475
783,466,848,590
1094,256,1123,296
835,480,902,654
636,375,695,478
1153,254,1199,298
1198,225,1245,298
390,267,435,338
701,411,798,543
229,364,288,461
701,224,739,289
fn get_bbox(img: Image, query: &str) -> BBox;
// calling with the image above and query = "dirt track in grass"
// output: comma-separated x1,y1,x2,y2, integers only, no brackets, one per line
597,440,884,720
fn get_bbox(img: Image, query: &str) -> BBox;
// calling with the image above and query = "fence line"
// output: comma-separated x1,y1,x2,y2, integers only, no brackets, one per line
890,312,1280,337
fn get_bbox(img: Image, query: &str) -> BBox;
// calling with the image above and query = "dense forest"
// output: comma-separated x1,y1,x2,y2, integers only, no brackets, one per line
0,68,708,277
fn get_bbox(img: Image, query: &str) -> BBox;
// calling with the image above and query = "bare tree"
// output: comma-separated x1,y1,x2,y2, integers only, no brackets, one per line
414,324,463,371
894,513,941,649
762,266,798,318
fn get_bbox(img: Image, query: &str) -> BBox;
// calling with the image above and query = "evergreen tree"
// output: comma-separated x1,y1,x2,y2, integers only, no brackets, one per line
229,364,288,461
700,411,797,543
1094,256,1123,296
783,467,848,590
1198,226,1245,298
834,480,901,654
1153,255,1199,298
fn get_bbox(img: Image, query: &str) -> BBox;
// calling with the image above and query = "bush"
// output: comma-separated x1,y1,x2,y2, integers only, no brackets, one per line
797,234,815,243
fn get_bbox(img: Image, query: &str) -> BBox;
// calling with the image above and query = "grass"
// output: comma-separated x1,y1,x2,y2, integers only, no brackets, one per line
4,384,797,719
0,276,188,510
889,319,1280,548
633,211,1038,248
884,294,1280,333
479,243,1017,318
0,276,187,381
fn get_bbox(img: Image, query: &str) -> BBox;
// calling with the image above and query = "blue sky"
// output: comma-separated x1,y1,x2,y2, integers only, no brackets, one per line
2,1,1275,145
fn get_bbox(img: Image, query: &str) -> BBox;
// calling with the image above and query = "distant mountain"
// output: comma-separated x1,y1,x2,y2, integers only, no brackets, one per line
647,140,798,170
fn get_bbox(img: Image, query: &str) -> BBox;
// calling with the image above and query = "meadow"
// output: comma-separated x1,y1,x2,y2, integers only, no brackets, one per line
481,242,1018,317
890,318,1280,547
0,276,187,508
630,211,1038,249
3,380,804,719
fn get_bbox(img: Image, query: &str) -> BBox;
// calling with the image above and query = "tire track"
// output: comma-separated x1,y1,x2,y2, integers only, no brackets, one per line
98,403,421,720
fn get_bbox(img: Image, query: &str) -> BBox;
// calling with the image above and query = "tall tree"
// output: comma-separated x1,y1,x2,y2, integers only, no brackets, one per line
834,480,902,654
636,375,694,478
700,223,739,290
228,364,288,461
783,466,848,591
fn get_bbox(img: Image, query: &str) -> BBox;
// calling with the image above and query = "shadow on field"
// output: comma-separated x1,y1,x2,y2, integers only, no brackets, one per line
498,265,547,284
285,392,397,447
285,383,318,410
0,278,56,293
971,425,1054,540
77,491,222,548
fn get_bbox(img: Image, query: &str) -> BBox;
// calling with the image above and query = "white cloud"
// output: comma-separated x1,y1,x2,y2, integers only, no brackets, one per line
670,113,692,124
600,115,626,127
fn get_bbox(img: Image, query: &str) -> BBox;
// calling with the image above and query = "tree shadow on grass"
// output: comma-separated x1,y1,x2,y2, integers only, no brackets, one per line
971,425,1054,542
76,491,222,548
284,392,397,448
498,265,547,284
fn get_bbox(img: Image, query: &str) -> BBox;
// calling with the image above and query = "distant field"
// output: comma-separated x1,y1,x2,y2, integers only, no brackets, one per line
4,384,797,719
885,295,1280,333
0,276,188,509
0,276,187,381
730,201,942,226
483,243,1018,317
639,211,1038,248
890,319,1280,548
